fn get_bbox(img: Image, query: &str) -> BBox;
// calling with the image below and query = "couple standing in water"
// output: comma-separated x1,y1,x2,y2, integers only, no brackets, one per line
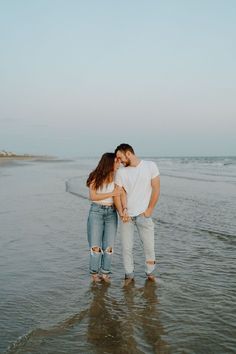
86,143,160,284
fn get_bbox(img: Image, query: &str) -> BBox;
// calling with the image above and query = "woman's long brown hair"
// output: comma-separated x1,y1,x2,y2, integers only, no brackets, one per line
86,153,115,190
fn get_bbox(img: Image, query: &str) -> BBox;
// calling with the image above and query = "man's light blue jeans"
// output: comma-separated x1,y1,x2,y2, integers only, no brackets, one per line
120,214,156,279
87,203,118,275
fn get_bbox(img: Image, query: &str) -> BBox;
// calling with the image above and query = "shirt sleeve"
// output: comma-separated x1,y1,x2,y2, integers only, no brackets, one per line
114,169,123,187
150,161,160,179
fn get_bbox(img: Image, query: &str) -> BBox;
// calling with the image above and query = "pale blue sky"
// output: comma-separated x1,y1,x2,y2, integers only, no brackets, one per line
0,0,235,157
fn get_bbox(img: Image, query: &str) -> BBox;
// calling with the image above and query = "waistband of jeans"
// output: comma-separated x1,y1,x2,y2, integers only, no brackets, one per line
91,202,115,209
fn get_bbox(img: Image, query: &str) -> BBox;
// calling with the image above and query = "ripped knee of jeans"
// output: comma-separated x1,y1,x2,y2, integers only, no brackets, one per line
146,260,156,265
104,246,113,254
91,246,102,254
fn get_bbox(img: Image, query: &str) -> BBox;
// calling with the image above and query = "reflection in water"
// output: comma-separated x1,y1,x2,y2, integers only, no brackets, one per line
6,282,169,354
123,281,170,354
140,281,170,353
87,281,170,354
87,283,124,353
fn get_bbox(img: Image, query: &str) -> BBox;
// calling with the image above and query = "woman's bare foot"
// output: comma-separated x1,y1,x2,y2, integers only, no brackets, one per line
101,274,111,283
91,274,101,282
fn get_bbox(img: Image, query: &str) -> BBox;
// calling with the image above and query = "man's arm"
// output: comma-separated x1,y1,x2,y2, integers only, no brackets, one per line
113,186,131,222
143,176,160,217
120,188,131,222
113,185,124,217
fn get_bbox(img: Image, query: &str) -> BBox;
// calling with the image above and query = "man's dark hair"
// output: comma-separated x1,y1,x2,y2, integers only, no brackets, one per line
114,143,135,155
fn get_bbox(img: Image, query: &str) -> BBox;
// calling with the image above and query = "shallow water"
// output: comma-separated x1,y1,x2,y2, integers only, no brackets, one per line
0,156,236,354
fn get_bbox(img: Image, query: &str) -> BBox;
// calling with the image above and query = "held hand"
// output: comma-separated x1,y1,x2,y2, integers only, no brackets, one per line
122,215,131,223
142,208,153,218
122,209,131,223
118,212,129,222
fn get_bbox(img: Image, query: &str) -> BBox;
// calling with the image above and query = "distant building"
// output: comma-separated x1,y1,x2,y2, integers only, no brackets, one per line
0,150,17,157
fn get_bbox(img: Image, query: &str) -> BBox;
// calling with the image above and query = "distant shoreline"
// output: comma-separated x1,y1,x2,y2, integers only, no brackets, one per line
0,155,56,165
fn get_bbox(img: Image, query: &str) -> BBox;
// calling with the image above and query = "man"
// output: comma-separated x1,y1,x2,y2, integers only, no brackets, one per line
114,143,160,283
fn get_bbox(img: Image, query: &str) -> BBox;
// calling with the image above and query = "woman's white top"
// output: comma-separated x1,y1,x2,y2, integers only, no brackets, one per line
93,182,114,205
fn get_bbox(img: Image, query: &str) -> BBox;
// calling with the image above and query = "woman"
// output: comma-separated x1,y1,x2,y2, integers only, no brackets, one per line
86,153,120,282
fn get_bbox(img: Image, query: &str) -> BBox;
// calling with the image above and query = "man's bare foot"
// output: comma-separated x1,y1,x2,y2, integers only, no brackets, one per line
101,274,111,283
147,275,156,282
91,274,101,282
123,277,134,287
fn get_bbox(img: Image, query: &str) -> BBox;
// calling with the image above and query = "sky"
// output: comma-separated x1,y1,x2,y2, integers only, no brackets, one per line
0,0,235,157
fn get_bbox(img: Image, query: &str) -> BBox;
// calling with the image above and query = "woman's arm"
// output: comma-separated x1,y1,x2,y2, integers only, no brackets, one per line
89,184,120,202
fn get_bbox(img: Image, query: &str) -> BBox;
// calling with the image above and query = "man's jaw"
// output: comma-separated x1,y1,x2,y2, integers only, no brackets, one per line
123,161,130,167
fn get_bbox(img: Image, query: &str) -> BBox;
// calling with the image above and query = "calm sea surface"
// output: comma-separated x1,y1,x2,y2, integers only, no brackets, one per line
0,156,236,354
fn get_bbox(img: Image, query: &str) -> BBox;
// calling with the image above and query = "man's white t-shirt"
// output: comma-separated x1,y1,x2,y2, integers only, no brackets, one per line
115,160,160,217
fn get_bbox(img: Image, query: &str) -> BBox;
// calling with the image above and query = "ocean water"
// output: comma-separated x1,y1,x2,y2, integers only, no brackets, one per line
0,156,236,354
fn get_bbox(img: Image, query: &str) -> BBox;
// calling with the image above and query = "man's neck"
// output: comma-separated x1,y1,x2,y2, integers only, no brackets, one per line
130,156,141,167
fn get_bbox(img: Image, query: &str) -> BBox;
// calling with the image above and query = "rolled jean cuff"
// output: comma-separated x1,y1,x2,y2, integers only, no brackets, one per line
125,272,134,279
101,268,112,275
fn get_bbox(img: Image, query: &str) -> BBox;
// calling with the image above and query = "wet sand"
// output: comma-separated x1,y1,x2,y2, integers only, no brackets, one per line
1,156,236,354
